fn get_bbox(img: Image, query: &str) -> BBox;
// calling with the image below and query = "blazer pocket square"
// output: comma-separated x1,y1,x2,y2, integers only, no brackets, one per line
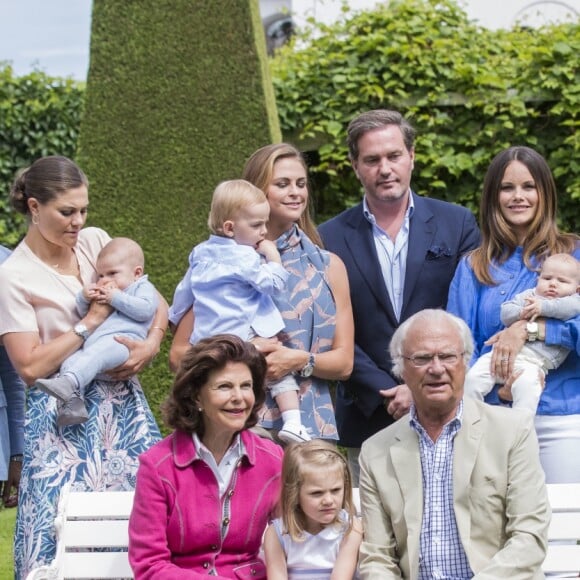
426,245,452,260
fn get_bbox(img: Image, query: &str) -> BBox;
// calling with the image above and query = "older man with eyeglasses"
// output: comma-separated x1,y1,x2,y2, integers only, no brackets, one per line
358,309,550,579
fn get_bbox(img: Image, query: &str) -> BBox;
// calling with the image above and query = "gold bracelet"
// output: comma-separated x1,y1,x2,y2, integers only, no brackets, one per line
150,326,167,335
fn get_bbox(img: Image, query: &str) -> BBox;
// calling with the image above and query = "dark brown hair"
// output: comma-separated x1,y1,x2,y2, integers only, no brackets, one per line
162,334,267,436
471,146,578,285
10,155,88,215
346,109,416,161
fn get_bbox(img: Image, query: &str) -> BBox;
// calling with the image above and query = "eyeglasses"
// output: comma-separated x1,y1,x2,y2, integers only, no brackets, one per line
401,352,465,368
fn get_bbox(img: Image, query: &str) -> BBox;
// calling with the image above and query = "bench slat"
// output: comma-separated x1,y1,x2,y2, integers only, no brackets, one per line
542,544,580,574
65,491,134,518
61,552,132,579
547,484,580,512
63,520,129,548
549,512,580,541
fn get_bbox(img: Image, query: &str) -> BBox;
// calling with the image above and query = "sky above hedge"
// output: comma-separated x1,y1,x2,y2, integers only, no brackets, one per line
1,0,577,81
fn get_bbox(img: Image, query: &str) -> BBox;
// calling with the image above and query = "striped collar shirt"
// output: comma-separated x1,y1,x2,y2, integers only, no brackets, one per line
363,193,414,320
410,400,473,580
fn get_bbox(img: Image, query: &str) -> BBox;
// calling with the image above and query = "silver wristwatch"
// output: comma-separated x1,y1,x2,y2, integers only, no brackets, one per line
73,323,89,341
299,353,315,378
526,321,539,342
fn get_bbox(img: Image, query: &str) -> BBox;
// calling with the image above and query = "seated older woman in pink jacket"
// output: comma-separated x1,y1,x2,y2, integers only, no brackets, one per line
128,335,283,579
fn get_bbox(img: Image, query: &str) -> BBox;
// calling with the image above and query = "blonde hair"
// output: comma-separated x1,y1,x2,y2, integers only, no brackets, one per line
281,440,354,541
471,146,578,285
98,237,145,270
207,179,267,235
242,143,323,247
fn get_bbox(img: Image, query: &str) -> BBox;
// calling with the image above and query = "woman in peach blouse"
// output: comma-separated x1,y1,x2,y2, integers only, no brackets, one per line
0,156,166,578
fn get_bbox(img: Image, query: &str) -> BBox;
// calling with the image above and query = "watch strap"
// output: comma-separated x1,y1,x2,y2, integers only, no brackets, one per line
73,323,89,341
299,353,315,377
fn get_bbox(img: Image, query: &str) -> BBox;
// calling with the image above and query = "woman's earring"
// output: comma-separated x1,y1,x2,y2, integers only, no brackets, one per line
32,213,39,225
198,407,203,412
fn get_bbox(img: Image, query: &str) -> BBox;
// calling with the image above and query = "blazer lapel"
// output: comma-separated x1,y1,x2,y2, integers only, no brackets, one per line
391,425,423,577
344,204,397,322
453,399,483,555
402,194,436,316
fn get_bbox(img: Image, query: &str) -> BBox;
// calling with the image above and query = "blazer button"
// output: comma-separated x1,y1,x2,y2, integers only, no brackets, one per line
211,545,217,551
203,562,209,569
223,517,230,525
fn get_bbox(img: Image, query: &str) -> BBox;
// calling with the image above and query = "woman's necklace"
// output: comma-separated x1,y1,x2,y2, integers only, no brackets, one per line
50,253,80,276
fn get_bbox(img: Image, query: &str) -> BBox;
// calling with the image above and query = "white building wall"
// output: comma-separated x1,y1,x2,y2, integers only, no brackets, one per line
260,0,579,29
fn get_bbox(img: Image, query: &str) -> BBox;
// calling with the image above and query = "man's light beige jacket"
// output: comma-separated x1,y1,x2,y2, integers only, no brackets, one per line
359,398,550,579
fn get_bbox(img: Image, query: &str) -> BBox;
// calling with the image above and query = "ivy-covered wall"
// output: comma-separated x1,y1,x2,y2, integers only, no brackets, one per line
272,0,579,229
76,0,281,426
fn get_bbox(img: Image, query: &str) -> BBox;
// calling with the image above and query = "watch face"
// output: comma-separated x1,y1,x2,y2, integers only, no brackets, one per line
300,354,315,377
527,322,539,332
74,323,89,339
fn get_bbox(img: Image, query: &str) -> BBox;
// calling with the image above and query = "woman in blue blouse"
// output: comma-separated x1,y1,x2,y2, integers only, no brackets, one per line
448,146,579,483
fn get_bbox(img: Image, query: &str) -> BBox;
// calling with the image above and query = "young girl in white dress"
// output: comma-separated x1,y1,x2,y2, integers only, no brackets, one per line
264,440,362,580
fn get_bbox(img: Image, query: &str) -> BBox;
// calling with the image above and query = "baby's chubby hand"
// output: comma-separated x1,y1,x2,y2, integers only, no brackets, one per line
83,283,101,302
93,280,119,304
521,296,542,321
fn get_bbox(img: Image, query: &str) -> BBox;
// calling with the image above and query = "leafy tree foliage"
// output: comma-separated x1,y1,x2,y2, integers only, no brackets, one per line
271,0,579,231
0,65,84,245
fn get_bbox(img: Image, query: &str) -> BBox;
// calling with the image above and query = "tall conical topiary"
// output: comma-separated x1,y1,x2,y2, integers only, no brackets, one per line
77,0,281,427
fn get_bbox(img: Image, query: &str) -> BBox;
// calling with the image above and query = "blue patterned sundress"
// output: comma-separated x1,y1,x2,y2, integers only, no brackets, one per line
15,379,160,578
258,225,339,440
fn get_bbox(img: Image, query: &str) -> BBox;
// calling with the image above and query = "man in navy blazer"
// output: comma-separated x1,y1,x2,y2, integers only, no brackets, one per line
319,110,480,481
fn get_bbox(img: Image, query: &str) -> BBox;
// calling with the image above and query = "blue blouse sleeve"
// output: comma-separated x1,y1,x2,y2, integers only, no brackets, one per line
545,315,580,354
447,256,483,358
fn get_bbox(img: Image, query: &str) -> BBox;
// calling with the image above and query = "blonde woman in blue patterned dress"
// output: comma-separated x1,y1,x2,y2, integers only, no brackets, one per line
170,144,354,441
0,156,165,578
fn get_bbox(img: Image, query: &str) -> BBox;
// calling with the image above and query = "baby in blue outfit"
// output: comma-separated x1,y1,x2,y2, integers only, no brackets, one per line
170,180,310,443
466,253,580,413
34,237,158,427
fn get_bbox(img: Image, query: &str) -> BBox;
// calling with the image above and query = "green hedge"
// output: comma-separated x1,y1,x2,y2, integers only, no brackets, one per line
2,0,577,240
77,0,280,428
271,0,579,231
0,66,84,246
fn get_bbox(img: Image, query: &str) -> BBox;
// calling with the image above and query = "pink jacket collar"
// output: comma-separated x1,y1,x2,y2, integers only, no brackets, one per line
171,429,257,468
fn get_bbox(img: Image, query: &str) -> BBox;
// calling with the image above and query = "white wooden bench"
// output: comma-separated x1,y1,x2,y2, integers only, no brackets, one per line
26,482,580,579
543,483,580,577
26,484,135,579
